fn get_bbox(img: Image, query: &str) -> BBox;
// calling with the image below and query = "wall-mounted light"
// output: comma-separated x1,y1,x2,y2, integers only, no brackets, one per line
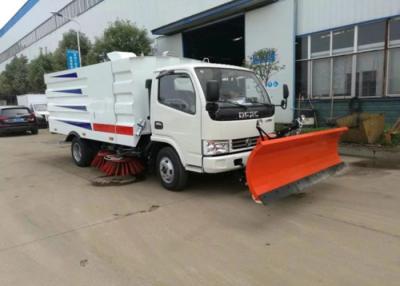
232,36,243,42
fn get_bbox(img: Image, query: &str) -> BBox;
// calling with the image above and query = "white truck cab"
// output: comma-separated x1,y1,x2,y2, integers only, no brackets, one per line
150,64,275,174
45,54,280,190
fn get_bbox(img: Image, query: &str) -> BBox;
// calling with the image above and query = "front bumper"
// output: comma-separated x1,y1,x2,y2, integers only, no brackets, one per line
36,116,48,128
0,124,37,134
203,151,252,173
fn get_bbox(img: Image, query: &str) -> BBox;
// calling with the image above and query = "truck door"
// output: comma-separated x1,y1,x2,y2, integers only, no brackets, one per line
151,71,202,170
89,62,117,143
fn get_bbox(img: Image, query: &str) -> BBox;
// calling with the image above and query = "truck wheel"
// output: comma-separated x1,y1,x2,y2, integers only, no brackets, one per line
156,147,188,191
71,137,95,167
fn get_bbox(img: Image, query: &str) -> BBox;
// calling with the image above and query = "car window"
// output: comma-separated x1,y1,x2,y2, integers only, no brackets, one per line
2,108,30,117
159,74,196,114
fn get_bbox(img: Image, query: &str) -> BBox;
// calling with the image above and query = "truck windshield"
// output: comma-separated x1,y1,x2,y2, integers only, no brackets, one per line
33,104,47,112
195,68,271,106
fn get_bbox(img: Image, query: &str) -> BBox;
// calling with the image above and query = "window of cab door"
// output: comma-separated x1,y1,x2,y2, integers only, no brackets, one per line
158,72,196,115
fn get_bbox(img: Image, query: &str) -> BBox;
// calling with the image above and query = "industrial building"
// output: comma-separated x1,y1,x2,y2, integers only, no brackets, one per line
0,0,399,124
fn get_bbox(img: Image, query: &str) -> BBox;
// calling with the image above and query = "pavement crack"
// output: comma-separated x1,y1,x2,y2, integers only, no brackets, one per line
313,213,400,239
114,205,160,217
0,204,161,254
0,194,197,255
148,205,160,212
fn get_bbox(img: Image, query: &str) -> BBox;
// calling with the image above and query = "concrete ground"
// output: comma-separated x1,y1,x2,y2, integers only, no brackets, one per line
0,131,399,286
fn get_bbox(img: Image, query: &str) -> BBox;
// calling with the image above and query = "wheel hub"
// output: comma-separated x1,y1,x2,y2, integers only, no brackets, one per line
159,157,175,184
72,143,82,162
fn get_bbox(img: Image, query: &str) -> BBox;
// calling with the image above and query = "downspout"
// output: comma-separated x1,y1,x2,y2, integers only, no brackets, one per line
293,0,298,120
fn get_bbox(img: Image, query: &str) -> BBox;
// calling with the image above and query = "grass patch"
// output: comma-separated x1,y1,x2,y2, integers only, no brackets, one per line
392,134,400,145
377,133,400,147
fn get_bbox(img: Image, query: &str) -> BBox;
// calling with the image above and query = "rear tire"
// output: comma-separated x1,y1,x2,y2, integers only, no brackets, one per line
31,128,38,135
71,137,96,167
156,147,188,191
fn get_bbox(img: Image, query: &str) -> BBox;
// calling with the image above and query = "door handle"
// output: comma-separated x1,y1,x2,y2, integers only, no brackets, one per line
155,121,163,130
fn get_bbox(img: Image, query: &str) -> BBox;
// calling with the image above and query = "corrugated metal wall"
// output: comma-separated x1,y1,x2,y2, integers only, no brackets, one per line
297,0,400,35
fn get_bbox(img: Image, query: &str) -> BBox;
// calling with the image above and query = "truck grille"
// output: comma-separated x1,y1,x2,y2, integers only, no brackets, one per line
231,136,258,150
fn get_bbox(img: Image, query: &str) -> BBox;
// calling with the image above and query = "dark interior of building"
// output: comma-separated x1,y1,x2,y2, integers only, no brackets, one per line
183,15,245,66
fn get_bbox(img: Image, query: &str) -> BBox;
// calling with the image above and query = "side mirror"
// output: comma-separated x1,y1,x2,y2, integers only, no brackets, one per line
145,79,152,90
283,84,289,99
145,79,152,100
206,80,220,102
281,84,289,110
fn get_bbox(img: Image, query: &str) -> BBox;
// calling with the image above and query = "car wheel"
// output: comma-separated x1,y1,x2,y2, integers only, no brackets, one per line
156,147,188,191
71,137,95,167
31,128,38,135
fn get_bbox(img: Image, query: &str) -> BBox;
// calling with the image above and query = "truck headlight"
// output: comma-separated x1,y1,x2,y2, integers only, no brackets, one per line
203,140,230,156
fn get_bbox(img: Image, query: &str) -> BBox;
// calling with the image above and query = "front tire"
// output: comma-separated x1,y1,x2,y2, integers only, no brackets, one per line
71,137,96,167
156,147,188,191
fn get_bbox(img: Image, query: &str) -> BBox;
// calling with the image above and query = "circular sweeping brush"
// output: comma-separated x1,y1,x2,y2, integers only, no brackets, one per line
91,150,113,169
99,154,144,177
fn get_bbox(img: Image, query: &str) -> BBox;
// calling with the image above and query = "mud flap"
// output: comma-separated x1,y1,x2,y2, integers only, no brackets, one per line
246,127,348,204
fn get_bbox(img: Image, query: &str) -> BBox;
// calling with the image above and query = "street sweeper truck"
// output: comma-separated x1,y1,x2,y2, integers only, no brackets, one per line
45,52,347,204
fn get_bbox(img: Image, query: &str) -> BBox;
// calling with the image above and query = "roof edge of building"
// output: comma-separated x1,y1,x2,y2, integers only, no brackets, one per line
0,0,39,38
152,0,278,36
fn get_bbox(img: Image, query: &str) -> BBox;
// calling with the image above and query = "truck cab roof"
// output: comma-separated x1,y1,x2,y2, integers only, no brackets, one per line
154,62,252,73
0,105,28,110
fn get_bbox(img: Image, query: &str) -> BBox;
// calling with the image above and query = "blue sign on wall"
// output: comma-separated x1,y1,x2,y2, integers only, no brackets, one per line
66,49,80,69
266,80,280,89
251,51,276,65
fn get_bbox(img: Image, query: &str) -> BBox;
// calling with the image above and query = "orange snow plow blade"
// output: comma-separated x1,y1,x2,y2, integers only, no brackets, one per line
246,127,348,204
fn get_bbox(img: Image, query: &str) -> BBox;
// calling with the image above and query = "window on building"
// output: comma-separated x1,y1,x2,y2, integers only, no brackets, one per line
358,21,386,51
388,48,400,95
311,32,330,58
159,74,196,114
296,36,308,60
333,55,353,97
296,61,308,98
295,17,400,99
312,58,331,98
333,27,354,54
390,18,400,46
356,51,384,97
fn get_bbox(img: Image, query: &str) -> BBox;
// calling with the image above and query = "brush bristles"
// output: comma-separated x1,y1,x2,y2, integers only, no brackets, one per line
91,151,144,177
91,150,113,169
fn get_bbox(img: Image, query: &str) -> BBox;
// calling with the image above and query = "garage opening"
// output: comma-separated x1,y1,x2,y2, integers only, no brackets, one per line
182,15,245,66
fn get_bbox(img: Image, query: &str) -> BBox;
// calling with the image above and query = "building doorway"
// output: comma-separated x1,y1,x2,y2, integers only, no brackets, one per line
182,15,245,66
